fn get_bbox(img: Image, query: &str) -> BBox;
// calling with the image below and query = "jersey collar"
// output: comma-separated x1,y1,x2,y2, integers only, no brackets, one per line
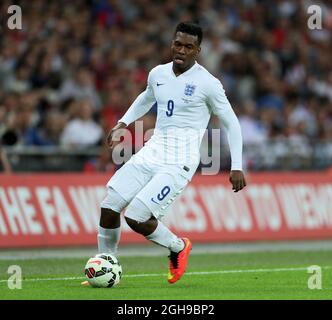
171,61,198,78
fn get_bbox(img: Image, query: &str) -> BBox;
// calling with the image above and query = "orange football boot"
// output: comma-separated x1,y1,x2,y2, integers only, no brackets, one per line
167,238,192,284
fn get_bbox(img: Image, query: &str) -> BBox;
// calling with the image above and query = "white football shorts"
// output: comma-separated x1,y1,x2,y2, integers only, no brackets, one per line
106,150,195,220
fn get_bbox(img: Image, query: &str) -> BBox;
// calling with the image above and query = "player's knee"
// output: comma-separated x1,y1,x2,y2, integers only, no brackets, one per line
100,187,128,213
124,198,155,235
100,207,120,228
124,215,157,236
124,216,141,233
124,198,152,224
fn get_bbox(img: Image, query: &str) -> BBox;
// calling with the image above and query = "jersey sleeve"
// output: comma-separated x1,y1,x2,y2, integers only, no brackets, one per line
118,71,156,126
207,78,243,171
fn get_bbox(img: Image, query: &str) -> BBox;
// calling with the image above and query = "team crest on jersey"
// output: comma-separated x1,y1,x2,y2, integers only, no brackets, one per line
184,83,196,96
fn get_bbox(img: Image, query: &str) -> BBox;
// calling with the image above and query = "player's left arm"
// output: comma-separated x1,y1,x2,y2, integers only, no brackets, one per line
207,79,247,192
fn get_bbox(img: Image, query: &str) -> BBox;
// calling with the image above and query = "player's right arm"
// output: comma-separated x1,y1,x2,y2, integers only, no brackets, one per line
106,121,127,149
106,70,156,149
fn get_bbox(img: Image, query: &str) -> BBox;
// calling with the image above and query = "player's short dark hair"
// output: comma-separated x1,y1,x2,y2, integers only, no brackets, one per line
174,22,203,45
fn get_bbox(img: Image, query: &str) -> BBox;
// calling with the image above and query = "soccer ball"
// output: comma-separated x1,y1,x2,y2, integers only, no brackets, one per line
84,253,122,288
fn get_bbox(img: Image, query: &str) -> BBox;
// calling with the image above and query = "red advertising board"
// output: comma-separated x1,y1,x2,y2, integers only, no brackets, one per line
0,172,332,248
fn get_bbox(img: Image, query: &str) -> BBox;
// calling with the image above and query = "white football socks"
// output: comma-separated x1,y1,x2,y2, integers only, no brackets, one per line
97,225,121,256
98,223,185,254
146,222,185,253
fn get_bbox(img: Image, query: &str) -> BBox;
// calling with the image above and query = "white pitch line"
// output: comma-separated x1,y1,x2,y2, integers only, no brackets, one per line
0,266,331,283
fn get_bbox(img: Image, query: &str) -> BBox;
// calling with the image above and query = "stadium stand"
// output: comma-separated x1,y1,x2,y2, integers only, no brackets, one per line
0,0,331,172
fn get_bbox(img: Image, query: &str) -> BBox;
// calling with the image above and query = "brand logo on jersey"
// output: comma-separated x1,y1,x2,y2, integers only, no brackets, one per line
157,82,165,86
184,84,196,96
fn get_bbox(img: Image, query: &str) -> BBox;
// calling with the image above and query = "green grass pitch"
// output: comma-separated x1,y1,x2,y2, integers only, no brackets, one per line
0,250,331,300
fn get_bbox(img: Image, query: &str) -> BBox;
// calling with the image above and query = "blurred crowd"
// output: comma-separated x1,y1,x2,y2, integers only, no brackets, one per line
0,0,331,172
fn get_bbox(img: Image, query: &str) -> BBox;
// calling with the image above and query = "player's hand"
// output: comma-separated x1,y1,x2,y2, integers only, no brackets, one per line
106,122,127,149
229,170,247,192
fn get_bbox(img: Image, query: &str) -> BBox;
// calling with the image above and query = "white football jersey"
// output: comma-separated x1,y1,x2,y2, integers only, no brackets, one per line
119,61,243,176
